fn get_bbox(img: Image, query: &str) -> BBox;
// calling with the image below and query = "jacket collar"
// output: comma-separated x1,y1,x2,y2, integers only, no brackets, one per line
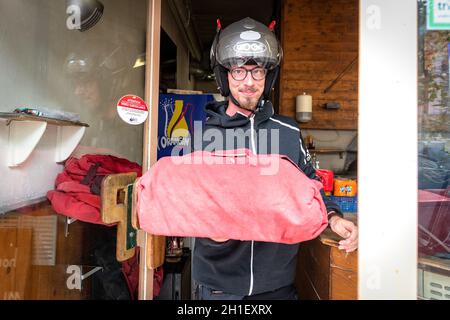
204,99,274,128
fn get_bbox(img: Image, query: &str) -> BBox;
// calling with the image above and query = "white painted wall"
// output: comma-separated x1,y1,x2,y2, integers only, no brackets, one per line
359,0,418,299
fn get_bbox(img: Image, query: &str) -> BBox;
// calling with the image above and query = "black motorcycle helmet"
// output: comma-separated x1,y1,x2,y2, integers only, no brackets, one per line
210,17,283,106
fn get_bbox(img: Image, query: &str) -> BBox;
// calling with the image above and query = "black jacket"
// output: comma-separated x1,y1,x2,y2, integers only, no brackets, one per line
192,100,342,296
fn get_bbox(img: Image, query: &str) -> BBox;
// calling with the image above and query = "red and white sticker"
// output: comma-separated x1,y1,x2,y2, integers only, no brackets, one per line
117,95,149,125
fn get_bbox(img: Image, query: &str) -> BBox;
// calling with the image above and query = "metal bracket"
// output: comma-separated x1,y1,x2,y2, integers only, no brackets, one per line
64,216,78,237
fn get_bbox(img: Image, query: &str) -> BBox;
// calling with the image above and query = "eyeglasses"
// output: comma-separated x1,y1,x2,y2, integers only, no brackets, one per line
229,67,267,81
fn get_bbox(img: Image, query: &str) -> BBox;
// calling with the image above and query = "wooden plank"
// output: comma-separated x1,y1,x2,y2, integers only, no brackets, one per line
285,0,358,13
282,73,358,82
281,101,358,115
283,80,358,95
279,110,358,124
0,228,33,300
284,42,359,53
284,34,358,44
279,99,358,130
147,233,165,269
281,96,358,109
285,16,358,24
330,267,358,300
282,62,358,78
283,65,357,79
284,26,358,35
283,52,359,63
132,178,141,230
284,36,358,45
281,98,358,109
101,173,137,262
285,51,358,62
331,246,358,272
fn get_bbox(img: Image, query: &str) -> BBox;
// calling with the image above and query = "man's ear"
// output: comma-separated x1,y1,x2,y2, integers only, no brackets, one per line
213,65,230,97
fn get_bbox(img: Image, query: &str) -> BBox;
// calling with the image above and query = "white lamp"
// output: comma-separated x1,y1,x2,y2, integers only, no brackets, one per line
296,93,312,123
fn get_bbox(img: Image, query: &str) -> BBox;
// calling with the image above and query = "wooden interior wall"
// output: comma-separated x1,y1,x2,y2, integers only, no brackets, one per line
279,0,359,130
0,202,113,300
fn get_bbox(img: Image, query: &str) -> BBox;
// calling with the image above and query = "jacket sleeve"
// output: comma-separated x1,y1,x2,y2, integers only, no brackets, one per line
297,130,343,218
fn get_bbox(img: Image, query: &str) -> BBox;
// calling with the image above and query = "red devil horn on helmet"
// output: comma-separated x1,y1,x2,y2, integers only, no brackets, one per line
216,19,222,32
268,20,276,31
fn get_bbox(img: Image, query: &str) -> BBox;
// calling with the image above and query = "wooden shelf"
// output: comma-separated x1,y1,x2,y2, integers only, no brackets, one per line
0,112,89,127
0,112,89,167
311,149,346,154
419,255,450,272
310,149,347,159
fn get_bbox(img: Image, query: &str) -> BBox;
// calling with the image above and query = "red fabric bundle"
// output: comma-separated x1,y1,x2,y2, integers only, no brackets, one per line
121,248,164,299
316,169,334,193
47,154,142,225
137,149,328,244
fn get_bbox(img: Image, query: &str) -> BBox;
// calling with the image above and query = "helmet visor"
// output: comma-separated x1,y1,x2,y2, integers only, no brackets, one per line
216,39,282,70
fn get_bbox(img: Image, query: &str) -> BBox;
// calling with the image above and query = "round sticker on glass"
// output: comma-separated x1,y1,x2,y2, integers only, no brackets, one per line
117,95,148,125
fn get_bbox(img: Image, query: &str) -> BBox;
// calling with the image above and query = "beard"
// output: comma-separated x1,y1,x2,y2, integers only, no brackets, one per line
237,96,259,110
236,88,261,110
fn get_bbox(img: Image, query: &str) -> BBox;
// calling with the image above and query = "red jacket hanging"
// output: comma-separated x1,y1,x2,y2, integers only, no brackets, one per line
47,154,142,225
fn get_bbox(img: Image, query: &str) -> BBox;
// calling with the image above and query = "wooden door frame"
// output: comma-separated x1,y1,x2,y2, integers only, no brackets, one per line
138,0,162,300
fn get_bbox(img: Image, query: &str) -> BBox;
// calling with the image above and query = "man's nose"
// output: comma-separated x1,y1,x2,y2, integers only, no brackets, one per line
243,71,254,85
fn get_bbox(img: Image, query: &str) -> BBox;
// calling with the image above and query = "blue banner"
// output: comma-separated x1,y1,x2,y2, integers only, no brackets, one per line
157,94,213,159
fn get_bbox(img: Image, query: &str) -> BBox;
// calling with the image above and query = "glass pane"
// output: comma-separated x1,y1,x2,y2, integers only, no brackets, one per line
0,0,147,300
417,0,450,301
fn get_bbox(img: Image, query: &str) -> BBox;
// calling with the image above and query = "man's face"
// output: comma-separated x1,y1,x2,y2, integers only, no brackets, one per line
228,65,266,110
73,78,101,109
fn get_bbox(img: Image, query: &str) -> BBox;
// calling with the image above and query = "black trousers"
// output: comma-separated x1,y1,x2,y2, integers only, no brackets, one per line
197,283,298,300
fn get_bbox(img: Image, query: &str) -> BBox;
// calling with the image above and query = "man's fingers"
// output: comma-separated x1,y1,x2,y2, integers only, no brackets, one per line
339,243,357,252
339,231,357,245
331,219,359,252
338,223,358,251
345,228,358,243
336,224,352,238
341,222,357,239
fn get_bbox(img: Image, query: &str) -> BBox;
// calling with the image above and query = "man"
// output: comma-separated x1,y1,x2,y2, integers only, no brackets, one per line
193,17,358,300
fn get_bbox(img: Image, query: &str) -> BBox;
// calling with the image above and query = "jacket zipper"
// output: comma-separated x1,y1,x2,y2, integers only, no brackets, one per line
249,115,257,154
248,114,256,296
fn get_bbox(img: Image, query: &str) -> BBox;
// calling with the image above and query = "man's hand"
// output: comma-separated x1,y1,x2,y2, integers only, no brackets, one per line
328,216,358,253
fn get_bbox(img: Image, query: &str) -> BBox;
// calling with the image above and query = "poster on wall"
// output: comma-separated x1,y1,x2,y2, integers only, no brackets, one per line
427,0,450,30
157,94,213,159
